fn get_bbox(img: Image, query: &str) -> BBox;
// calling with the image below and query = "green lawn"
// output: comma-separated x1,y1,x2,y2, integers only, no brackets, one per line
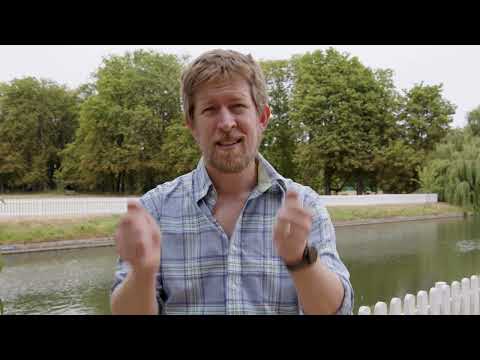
327,202,466,222
0,216,120,245
0,203,467,245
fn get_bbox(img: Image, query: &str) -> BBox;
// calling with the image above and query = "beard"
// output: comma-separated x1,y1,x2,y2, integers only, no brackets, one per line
204,132,262,174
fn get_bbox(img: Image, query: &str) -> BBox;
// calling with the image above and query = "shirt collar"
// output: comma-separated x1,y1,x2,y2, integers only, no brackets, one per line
191,153,287,203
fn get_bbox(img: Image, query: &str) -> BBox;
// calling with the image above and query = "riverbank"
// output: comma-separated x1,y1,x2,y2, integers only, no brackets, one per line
0,203,469,254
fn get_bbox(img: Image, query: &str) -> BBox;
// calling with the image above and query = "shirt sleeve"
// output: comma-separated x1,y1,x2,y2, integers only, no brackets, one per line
304,190,354,315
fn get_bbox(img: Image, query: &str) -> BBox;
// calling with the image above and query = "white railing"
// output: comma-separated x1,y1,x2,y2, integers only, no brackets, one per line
320,194,438,206
0,198,130,217
358,275,480,315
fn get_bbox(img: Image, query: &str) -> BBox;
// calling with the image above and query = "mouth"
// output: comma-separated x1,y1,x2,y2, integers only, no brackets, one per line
216,138,243,149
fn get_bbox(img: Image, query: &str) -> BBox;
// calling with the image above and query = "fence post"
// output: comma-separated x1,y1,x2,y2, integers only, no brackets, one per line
373,302,388,315
440,284,451,315
403,294,415,315
358,306,371,315
451,281,461,315
461,278,471,315
429,287,441,315
389,298,402,315
417,291,429,315
470,275,479,315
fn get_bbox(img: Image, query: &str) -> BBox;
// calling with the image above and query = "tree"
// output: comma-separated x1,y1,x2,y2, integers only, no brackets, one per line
159,122,201,181
398,83,456,153
0,78,79,192
259,60,298,180
58,50,184,193
290,48,399,194
419,128,480,212
374,140,424,193
467,105,480,136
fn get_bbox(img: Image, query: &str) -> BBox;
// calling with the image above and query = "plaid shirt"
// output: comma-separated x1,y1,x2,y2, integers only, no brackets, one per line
112,154,353,315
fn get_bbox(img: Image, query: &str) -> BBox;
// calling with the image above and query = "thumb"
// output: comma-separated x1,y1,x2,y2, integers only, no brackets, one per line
127,199,143,213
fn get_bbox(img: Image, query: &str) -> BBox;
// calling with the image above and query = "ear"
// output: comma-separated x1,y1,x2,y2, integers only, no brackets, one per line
186,116,198,140
258,105,271,130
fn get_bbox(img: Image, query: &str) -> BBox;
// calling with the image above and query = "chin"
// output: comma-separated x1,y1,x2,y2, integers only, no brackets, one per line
209,154,254,174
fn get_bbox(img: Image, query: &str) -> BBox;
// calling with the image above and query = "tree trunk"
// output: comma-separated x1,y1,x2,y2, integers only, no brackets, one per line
324,169,332,195
356,175,365,195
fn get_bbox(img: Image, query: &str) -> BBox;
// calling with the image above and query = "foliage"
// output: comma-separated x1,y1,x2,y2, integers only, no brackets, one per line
0,78,79,192
56,50,185,193
419,129,480,212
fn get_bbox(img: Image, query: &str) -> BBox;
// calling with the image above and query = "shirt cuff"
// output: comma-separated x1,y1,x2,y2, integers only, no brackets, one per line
335,275,354,315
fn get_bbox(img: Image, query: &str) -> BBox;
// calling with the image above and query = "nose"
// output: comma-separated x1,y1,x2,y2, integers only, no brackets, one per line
217,107,237,132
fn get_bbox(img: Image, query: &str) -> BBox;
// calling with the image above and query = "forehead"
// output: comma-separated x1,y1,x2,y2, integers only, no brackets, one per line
194,76,252,105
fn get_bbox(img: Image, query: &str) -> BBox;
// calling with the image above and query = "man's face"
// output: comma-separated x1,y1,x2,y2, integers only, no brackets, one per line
188,76,270,174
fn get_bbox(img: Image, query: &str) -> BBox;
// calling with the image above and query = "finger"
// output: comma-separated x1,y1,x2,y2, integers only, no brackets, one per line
283,206,313,227
274,208,291,242
127,199,144,213
285,190,301,210
145,214,161,247
288,219,311,243
118,215,147,263
280,206,312,241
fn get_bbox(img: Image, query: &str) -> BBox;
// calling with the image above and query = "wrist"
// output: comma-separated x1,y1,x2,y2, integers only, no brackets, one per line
284,244,318,272
130,267,157,285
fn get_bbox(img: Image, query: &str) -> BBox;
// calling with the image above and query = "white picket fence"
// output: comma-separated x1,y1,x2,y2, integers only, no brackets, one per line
0,198,128,217
358,275,480,315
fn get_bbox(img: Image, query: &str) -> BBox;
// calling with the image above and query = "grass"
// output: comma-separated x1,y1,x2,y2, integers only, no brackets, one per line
327,202,466,222
0,215,120,245
0,203,468,246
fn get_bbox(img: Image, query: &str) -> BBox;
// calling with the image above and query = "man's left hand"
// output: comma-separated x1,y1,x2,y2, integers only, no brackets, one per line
273,190,313,265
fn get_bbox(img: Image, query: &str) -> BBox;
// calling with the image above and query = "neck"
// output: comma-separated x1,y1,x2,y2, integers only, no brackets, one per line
206,159,258,198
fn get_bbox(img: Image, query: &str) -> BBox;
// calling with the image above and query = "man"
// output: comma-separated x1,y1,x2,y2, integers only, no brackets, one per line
111,49,353,315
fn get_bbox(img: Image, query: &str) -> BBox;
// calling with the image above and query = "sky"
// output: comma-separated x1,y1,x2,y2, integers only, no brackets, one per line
0,45,479,128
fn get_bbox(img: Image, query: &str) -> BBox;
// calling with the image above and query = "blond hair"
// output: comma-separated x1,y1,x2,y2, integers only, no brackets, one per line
181,49,268,122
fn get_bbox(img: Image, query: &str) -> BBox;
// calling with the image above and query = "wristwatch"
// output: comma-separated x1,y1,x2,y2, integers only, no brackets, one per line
285,244,318,272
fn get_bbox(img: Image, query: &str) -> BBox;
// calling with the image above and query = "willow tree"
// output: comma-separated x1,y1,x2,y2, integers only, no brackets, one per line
419,129,480,212
467,105,480,136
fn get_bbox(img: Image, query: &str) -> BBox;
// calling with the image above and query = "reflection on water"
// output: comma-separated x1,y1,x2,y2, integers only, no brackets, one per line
1,216,480,314
336,216,480,311
0,247,115,315
456,240,480,253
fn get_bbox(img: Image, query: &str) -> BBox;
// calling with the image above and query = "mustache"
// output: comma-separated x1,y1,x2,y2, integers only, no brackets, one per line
215,135,244,143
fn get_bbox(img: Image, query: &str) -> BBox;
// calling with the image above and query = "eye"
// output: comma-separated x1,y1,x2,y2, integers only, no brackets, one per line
201,106,215,114
232,104,247,112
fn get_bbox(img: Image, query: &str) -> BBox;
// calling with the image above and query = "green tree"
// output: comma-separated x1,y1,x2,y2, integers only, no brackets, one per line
374,140,424,193
0,78,79,192
58,50,184,193
159,122,201,181
467,105,480,136
419,128,480,212
260,60,298,179
398,83,456,153
290,48,399,194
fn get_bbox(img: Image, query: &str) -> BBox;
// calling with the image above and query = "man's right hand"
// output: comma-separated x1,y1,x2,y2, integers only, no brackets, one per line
114,200,162,277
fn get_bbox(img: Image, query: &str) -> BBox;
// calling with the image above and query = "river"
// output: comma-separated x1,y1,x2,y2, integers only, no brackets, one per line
1,216,479,314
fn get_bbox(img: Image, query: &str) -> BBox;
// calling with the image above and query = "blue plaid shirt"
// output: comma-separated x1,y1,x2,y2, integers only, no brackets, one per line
112,154,353,315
